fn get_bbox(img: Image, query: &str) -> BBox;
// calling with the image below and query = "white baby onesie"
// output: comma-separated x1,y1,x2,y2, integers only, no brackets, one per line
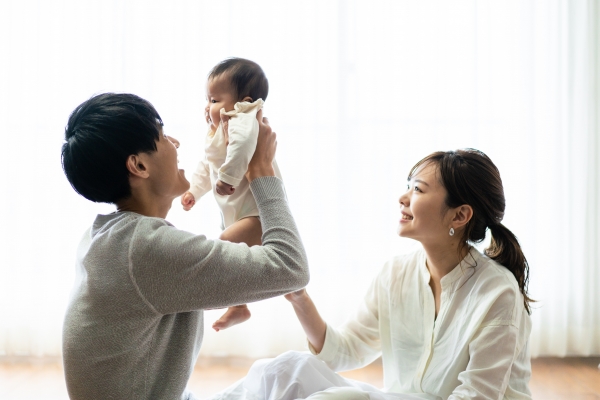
189,99,282,228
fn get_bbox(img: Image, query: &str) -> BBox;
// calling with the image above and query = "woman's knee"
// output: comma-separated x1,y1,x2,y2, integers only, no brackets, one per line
245,351,317,386
265,350,317,369
304,387,370,400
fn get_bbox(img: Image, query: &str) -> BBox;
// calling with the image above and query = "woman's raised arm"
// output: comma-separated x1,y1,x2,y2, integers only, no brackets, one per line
285,289,327,353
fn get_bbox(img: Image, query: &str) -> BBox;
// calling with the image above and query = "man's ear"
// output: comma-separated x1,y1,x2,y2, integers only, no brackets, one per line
452,205,473,229
125,154,150,179
242,96,253,103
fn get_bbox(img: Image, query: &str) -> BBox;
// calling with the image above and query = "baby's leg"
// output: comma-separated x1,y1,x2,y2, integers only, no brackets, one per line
212,304,251,332
220,216,263,246
212,217,262,332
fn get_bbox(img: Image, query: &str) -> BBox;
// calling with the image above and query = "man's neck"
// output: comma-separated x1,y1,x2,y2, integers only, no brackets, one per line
116,192,172,219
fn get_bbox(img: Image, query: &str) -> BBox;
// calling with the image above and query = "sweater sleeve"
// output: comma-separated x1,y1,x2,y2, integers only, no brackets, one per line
312,270,383,372
128,176,309,314
189,156,212,200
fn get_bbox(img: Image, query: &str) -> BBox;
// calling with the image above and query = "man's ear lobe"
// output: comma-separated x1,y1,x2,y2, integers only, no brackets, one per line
125,154,150,178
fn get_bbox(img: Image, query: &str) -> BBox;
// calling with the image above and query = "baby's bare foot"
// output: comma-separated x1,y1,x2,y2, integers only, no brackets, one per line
212,305,251,332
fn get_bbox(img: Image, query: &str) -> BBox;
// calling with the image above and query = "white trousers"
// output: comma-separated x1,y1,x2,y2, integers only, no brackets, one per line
207,351,440,400
304,387,370,399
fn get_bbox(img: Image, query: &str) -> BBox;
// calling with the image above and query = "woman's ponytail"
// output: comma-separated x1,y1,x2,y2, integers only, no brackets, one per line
486,223,533,314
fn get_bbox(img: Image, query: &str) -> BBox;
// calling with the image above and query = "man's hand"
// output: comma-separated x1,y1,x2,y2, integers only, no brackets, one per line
216,179,235,196
181,191,196,211
246,109,276,182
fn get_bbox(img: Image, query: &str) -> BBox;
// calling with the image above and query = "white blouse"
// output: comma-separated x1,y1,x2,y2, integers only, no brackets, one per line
313,248,532,399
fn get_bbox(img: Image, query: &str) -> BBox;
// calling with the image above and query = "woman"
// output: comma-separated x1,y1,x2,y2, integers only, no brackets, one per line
212,149,532,400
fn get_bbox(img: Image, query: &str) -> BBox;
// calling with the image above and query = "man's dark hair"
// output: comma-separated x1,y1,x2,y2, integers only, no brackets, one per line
61,93,163,204
208,57,269,102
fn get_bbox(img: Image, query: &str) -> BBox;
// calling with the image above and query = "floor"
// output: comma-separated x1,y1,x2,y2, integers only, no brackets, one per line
0,356,598,399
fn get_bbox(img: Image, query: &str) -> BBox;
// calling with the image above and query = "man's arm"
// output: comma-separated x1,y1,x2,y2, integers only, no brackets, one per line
129,110,308,314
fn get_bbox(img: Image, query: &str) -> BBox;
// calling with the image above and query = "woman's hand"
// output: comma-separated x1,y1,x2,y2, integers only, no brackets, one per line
246,109,276,182
284,288,307,304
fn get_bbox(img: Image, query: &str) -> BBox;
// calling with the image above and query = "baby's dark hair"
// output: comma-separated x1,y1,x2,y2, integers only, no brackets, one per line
208,58,269,102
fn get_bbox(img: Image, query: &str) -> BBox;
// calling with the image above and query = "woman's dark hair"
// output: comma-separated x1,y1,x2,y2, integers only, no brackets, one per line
208,57,269,102
408,149,533,314
61,93,163,204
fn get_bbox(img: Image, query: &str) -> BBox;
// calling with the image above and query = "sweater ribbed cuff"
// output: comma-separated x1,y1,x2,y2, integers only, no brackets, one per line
249,176,285,201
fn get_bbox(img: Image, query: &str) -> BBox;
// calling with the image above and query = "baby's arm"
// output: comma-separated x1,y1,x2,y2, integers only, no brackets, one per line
182,157,212,210
181,192,196,211
218,102,262,192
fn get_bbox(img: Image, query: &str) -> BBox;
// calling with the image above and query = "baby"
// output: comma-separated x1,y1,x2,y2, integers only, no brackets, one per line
181,58,283,331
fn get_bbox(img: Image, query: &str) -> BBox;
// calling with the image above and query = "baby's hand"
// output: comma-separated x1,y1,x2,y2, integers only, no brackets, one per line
216,180,235,196
181,191,196,211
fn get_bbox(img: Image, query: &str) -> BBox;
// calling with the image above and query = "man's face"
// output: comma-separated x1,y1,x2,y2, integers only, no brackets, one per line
145,129,190,200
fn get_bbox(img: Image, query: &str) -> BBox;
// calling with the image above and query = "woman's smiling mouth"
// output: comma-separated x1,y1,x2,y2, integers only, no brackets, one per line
401,212,413,221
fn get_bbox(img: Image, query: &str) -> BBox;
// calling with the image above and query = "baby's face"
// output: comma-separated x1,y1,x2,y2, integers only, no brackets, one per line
205,76,237,133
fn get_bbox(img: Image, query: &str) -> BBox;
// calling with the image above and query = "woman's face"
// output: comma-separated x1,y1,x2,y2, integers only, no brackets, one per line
397,163,455,244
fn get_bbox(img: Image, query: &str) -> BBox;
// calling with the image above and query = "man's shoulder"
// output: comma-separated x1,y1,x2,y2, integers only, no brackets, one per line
91,212,172,238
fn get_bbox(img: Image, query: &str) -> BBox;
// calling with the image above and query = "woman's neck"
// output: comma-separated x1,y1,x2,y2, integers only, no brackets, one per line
422,240,470,283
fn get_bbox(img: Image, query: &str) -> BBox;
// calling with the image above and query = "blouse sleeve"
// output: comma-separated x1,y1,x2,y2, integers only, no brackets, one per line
448,287,531,400
312,269,384,372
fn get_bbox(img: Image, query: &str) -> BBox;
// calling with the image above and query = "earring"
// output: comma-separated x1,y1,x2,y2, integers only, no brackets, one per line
449,228,455,236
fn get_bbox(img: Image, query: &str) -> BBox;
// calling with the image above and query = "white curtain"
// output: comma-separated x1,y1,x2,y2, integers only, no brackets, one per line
0,0,598,359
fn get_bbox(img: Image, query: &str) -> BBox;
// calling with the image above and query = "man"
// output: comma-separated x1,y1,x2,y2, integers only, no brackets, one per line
61,93,309,399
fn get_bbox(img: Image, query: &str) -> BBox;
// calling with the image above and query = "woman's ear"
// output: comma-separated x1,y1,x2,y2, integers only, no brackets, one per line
125,154,150,179
242,96,253,103
452,205,473,229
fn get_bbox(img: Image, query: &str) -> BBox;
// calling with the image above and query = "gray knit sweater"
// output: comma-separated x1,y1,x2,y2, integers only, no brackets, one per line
62,177,309,400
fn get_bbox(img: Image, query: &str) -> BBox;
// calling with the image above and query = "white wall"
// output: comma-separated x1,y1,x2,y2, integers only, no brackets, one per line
0,0,598,358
